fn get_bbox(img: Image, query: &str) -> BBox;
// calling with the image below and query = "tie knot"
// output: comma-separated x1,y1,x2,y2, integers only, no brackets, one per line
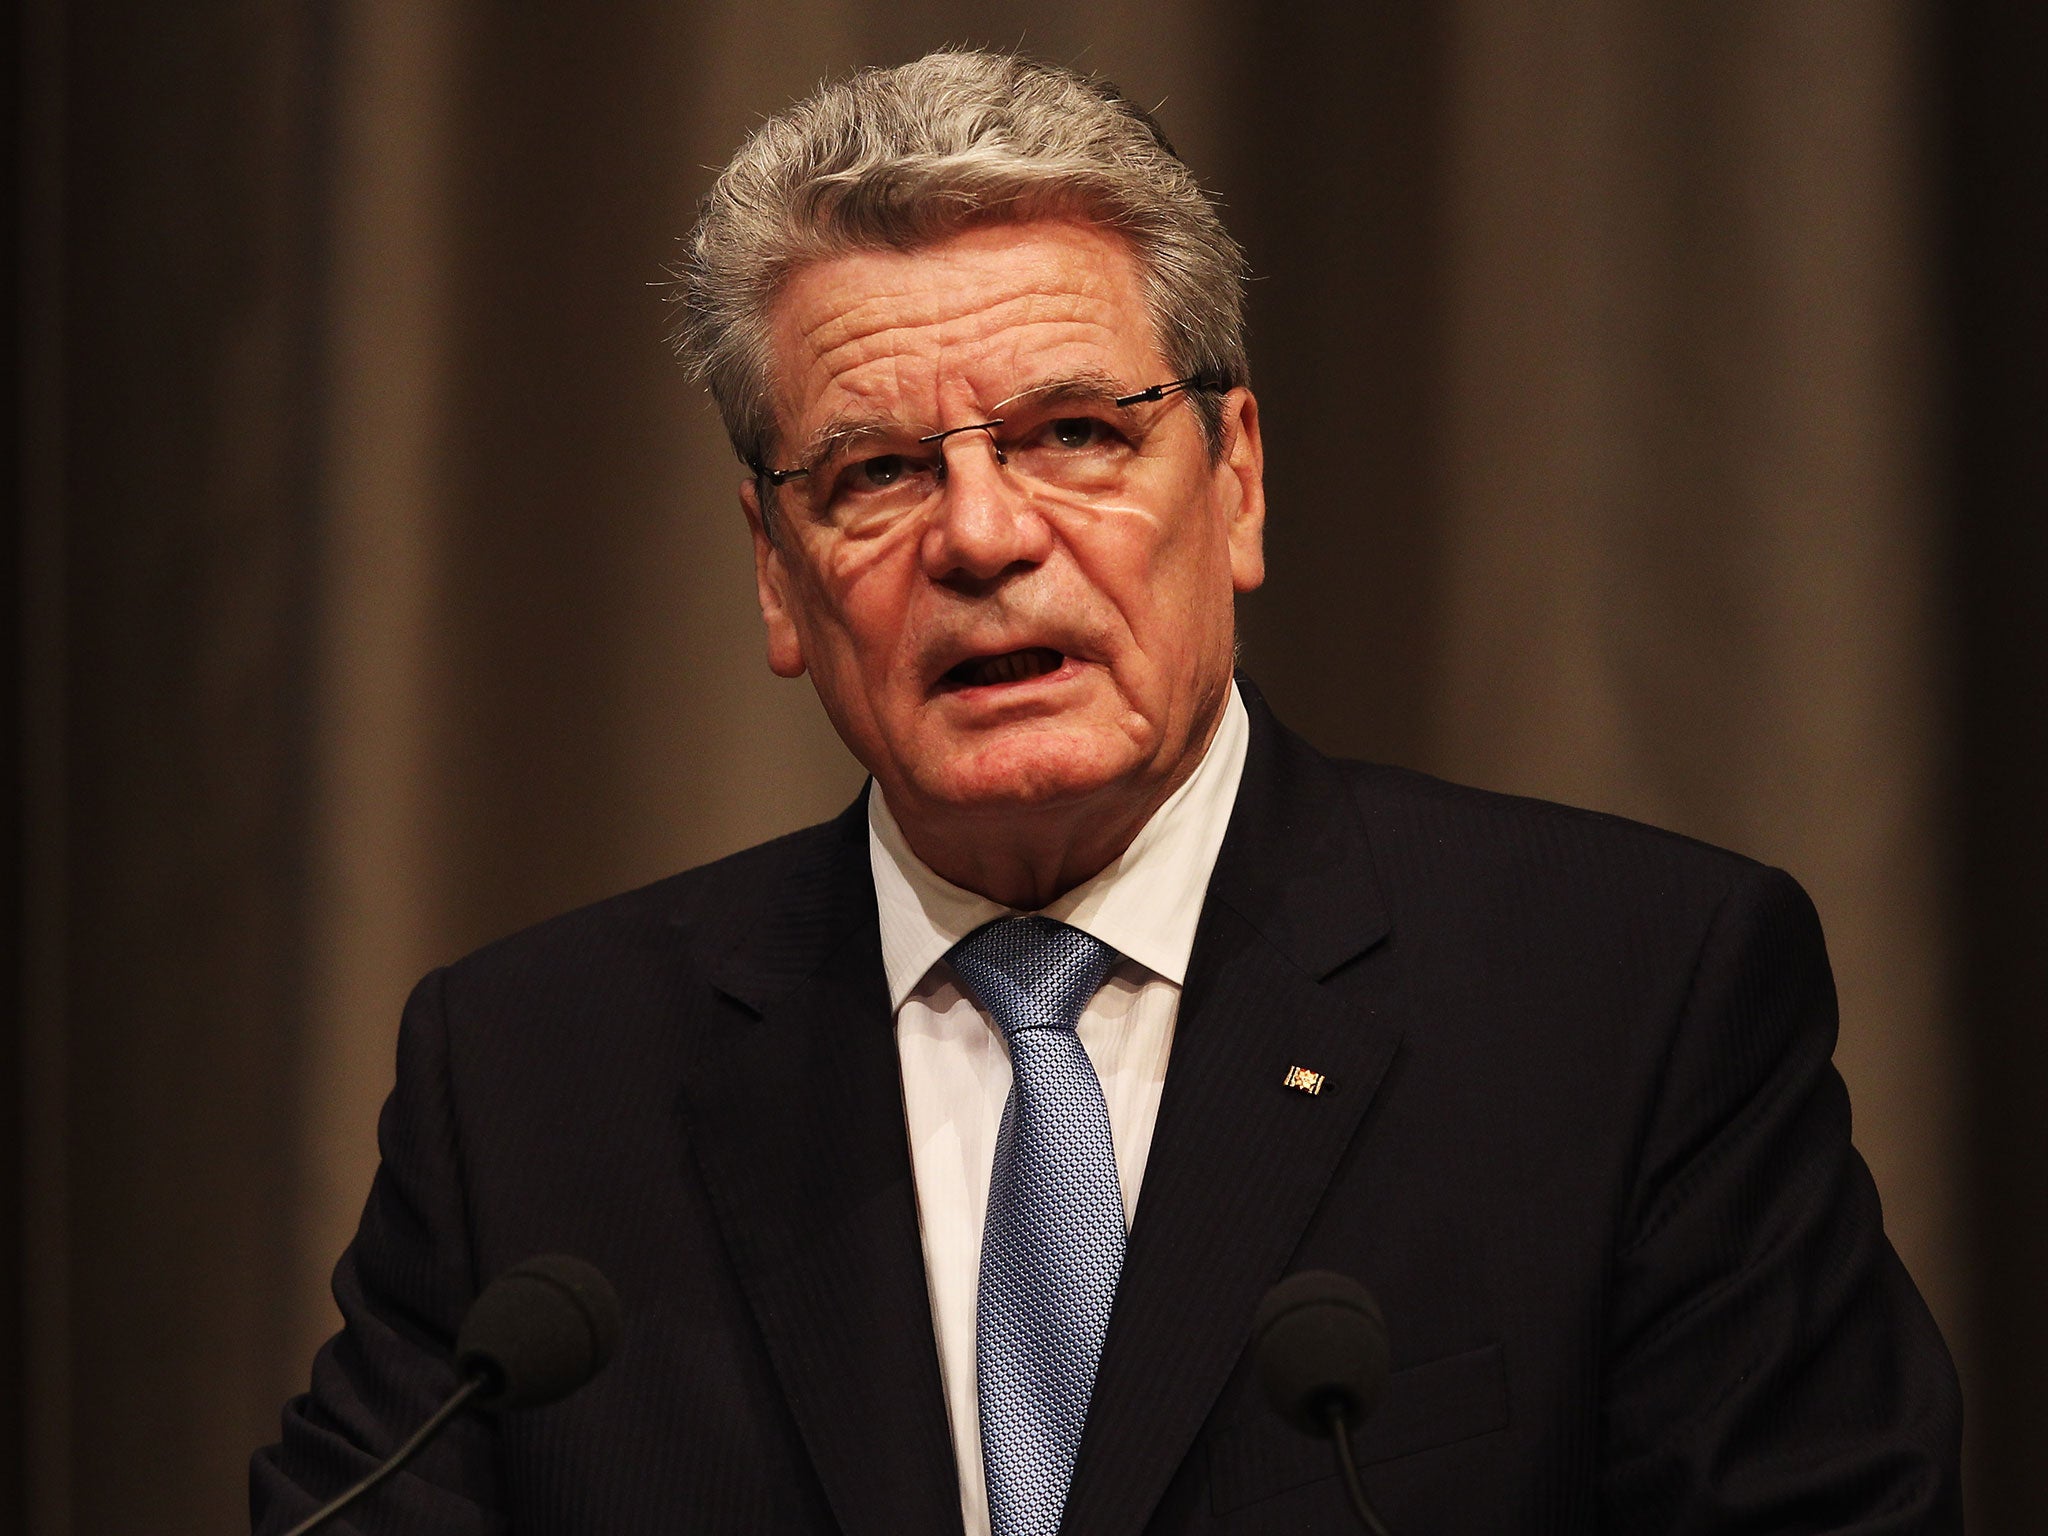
946,916,1120,1043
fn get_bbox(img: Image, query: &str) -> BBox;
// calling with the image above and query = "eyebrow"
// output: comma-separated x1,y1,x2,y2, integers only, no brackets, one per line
787,370,1142,472
991,370,1129,414
790,417,914,474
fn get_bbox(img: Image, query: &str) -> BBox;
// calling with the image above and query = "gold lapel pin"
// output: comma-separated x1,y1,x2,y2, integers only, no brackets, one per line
1282,1065,1326,1096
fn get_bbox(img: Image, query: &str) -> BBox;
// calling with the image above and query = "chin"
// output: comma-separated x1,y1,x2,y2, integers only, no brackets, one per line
909,729,1138,817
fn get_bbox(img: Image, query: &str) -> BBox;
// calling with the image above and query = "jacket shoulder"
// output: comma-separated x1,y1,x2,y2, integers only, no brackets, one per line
1332,754,1776,891
1284,745,1822,968
435,800,867,997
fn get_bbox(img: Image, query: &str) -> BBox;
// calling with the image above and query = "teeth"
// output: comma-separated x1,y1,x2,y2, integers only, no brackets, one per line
957,648,1062,687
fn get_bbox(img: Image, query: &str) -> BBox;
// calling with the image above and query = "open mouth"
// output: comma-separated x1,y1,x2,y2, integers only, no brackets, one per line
941,647,1066,690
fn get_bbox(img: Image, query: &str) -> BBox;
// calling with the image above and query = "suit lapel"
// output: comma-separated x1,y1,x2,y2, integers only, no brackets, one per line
1064,693,1407,1534
678,798,963,1536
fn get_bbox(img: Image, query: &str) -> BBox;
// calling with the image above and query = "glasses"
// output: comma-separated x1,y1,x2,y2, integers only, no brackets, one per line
747,374,1225,535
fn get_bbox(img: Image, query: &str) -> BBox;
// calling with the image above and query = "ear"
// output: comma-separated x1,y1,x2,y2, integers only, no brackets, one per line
742,480,808,678
1219,388,1267,593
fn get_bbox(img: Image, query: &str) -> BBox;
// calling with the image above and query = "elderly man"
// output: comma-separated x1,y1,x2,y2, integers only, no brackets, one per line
253,50,1960,1536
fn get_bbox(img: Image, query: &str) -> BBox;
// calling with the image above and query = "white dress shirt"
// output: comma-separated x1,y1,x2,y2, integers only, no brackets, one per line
868,684,1251,1536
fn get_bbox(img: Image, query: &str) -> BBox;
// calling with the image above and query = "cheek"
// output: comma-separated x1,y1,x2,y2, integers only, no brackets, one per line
1092,499,1234,644
791,538,923,685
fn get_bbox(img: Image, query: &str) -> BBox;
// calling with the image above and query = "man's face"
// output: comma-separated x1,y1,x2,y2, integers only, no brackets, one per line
744,218,1265,839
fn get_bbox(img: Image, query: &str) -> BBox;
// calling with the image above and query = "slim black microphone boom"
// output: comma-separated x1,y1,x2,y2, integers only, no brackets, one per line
281,1254,622,1536
1251,1270,1395,1536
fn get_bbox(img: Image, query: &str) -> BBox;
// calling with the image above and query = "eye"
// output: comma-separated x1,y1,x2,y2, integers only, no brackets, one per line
1045,416,1112,451
851,453,913,489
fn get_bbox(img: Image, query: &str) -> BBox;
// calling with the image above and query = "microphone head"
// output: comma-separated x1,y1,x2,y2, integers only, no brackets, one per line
1251,1269,1390,1436
455,1254,622,1411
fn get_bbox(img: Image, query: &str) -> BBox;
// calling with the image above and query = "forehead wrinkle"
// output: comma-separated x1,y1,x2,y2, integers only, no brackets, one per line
802,296,1129,384
789,235,1134,340
781,321,1139,455
768,226,1162,452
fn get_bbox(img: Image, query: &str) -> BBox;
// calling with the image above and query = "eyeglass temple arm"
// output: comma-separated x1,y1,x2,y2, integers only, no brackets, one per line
1112,374,1227,407
747,459,808,487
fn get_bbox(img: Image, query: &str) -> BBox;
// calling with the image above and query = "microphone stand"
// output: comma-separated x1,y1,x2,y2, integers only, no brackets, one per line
279,1375,488,1536
1325,1400,1394,1536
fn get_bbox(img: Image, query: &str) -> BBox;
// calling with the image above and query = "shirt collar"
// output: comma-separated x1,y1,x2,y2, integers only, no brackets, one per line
868,683,1251,1010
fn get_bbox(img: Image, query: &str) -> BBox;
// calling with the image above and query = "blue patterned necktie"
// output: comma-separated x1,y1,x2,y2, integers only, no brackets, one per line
948,915,1127,1536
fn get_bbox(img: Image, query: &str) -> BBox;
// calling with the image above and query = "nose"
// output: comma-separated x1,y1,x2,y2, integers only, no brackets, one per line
919,430,1053,586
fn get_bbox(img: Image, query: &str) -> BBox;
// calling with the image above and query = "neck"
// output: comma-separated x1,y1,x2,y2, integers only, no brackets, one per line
895,790,1169,911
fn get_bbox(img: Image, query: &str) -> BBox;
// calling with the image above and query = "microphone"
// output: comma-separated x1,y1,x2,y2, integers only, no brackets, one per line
282,1254,621,1536
454,1252,622,1408
1251,1270,1394,1536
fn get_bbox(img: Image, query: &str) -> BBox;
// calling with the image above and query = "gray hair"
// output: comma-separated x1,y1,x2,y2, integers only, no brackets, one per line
669,50,1250,503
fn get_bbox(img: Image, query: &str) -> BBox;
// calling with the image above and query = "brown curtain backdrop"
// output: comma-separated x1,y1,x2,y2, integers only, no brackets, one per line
1428,0,1959,1370
13,1,2040,1531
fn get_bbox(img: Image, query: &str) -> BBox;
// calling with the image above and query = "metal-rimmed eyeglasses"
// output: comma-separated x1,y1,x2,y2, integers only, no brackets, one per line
746,373,1227,535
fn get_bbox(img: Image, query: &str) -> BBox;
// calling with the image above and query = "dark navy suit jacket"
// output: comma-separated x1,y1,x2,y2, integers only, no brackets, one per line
252,685,1962,1533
